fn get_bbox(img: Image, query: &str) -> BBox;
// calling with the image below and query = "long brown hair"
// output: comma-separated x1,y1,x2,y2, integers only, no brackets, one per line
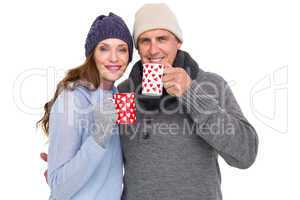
36,52,100,136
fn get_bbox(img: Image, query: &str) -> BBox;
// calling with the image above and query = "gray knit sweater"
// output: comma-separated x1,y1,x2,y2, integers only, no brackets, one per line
118,66,258,200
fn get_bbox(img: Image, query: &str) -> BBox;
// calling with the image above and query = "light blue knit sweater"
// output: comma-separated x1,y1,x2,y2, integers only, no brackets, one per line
47,85,123,200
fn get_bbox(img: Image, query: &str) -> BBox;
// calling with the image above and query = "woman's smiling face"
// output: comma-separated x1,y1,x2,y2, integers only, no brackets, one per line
94,38,129,83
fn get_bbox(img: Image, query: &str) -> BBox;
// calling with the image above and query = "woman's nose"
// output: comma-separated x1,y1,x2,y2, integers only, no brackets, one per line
109,50,118,62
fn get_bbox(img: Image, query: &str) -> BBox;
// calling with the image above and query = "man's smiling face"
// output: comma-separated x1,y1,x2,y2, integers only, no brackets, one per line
137,29,181,65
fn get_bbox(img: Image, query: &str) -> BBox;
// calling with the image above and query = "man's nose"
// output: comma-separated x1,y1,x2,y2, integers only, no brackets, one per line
149,42,159,55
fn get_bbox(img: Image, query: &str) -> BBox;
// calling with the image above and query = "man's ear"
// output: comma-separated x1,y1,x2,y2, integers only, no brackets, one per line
137,47,141,56
176,37,182,49
136,42,141,54
177,42,182,49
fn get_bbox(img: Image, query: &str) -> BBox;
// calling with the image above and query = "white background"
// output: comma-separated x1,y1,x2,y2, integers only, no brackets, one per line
0,0,299,199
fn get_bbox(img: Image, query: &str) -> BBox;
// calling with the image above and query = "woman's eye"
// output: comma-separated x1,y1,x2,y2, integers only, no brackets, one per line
119,48,128,53
99,47,108,51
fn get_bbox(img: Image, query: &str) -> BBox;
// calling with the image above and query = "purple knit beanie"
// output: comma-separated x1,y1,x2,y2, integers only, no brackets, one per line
85,12,133,62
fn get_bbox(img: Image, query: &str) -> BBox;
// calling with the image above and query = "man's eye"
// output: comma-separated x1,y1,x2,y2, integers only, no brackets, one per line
158,37,167,42
139,39,150,44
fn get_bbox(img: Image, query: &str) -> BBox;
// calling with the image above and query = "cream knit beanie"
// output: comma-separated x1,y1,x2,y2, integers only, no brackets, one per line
133,3,183,48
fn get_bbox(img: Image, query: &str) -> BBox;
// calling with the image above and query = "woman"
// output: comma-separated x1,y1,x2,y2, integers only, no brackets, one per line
37,13,133,200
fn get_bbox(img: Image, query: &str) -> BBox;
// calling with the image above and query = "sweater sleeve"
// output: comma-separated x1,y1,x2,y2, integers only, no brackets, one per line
47,89,107,199
178,73,258,169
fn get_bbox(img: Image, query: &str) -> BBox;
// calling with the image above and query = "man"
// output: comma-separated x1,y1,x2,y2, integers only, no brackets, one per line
41,3,258,200
117,3,258,200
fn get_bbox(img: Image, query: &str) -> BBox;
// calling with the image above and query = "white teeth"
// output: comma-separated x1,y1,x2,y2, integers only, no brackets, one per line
106,66,121,72
149,58,163,62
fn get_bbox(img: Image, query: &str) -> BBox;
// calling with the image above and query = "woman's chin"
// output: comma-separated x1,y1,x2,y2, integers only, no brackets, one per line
105,73,123,81
101,69,124,81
